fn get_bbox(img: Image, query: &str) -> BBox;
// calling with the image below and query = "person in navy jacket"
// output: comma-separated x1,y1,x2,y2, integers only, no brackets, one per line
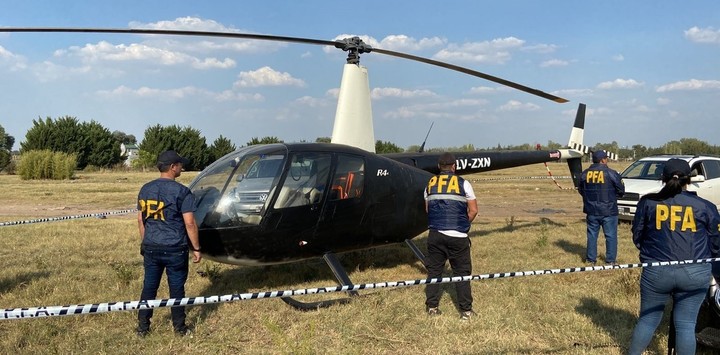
423,152,478,320
628,158,720,354
578,150,625,265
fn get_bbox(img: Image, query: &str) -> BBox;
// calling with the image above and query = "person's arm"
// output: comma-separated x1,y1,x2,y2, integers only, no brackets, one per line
467,199,478,222
183,212,202,263
631,198,647,249
137,210,145,240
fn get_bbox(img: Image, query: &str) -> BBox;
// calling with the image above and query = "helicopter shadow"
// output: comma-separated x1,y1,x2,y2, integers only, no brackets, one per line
470,217,567,238
192,241,427,323
554,239,588,263
575,297,647,354
0,271,51,294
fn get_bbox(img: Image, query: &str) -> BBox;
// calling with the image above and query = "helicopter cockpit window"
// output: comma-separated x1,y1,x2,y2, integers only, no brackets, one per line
189,146,288,228
273,153,331,209
330,154,365,200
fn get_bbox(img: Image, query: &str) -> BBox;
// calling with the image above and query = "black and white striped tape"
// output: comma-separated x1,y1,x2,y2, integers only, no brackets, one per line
568,143,618,161
0,209,137,227
3,257,718,320
470,176,572,182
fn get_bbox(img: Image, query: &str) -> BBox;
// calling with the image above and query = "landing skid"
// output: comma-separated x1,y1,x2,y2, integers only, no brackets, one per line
280,252,358,310
281,239,427,310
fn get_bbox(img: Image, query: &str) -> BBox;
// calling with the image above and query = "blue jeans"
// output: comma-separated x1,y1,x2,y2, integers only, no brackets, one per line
138,249,189,331
585,214,618,263
629,263,711,354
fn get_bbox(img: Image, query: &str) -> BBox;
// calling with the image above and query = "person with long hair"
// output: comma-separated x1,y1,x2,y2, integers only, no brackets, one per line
629,159,720,354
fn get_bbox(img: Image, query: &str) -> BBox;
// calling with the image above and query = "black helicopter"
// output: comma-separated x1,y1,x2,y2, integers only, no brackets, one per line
2,27,591,308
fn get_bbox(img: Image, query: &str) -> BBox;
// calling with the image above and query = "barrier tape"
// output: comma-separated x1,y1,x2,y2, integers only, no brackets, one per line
543,162,576,190
3,257,719,320
0,209,137,227
470,175,571,182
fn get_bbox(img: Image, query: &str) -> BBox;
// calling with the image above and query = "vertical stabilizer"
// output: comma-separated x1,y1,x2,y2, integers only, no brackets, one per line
568,103,585,148
331,64,375,152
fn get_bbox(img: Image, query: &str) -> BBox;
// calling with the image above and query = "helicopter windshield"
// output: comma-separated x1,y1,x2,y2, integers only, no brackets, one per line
189,145,287,228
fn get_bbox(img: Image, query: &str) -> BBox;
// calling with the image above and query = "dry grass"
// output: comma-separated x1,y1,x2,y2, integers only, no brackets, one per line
0,163,714,354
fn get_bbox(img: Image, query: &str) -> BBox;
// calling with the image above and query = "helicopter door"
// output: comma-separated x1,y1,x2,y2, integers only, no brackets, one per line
264,153,332,240
315,154,368,247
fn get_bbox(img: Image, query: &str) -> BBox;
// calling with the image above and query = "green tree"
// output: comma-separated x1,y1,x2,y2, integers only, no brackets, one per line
81,121,122,168
0,124,12,171
246,136,283,146
315,137,331,143
138,124,209,171
112,130,137,145
375,140,403,154
208,135,236,162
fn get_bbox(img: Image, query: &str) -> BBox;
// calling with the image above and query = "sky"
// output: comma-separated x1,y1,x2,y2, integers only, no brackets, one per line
0,1,719,152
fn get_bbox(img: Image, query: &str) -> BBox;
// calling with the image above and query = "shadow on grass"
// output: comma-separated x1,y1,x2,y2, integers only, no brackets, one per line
0,271,51,294
575,297,658,354
554,239,587,263
192,241,427,323
470,217,567,238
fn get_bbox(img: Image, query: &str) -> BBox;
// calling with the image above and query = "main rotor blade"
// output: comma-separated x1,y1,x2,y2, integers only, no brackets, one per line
0,27,339,47
0,27,568,103
373,48,568,103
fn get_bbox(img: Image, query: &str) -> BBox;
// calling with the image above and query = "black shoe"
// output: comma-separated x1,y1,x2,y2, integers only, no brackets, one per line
175,327,192,337
460,310,477,321
136,329,149,338
427,307,442,316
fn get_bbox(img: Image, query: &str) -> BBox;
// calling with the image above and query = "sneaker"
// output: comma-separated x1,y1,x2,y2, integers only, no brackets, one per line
586,261,596,266
605,262,617,267
175,327,193,337
460,310,477,321
136,329,149,338
427,307,442,316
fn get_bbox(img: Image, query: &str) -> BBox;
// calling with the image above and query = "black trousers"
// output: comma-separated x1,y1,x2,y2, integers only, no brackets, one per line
424,230,473,312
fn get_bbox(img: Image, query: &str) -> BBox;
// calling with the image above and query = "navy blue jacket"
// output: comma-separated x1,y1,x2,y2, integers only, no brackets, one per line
632,191,720,262
578,163,624,216
138,178,196,249
426,172,470,233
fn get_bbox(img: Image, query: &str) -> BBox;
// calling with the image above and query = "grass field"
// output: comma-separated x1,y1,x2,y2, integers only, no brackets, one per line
0,163,715,354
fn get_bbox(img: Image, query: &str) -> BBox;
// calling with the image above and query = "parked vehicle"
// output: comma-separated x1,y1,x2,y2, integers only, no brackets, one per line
617,155,720,222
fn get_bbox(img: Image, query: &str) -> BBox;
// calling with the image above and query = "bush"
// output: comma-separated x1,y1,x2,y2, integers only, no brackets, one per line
17,150,77,180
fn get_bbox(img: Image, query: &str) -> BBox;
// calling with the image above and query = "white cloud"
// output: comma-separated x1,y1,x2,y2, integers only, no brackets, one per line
539,59,568,68
554,88,594,97
496,100,540,112
294,96,330,108
62,41,235,69
233,66,305,88
130,16,237,32
656,97,671,105
612,54,625,61
469,86,500,95
684,26,720,44
97,85,263,102
596,78,643,89
433,37,525,64
0,45,27,70
522,43,558,54
656,79,720,92
377,35,446,51
383,98,489,119
371,87,437,99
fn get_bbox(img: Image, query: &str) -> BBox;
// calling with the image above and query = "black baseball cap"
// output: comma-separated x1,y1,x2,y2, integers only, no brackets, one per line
157,150,190,166
662,158,691,178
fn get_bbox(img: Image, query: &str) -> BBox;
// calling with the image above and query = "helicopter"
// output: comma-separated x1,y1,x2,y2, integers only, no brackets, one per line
1,27,591,309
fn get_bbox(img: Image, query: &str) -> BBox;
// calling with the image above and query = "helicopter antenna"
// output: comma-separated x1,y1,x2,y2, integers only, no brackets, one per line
418,122,434,153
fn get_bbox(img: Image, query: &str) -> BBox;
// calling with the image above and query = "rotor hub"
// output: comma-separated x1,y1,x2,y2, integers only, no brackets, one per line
334,37,373,64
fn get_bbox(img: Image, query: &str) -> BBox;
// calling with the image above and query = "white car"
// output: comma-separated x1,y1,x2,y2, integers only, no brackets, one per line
618,155,720,221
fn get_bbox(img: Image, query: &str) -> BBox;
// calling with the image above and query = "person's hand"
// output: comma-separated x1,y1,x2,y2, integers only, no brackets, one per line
192,250,202,263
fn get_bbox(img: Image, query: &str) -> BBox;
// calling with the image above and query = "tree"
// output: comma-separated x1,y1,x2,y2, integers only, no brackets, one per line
0,124,12,171
138,124,209,171
246,136,283,146
112,130,137,145
208,135,237,162
375,140,403,154
81,121,122,168
315,137,331,143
